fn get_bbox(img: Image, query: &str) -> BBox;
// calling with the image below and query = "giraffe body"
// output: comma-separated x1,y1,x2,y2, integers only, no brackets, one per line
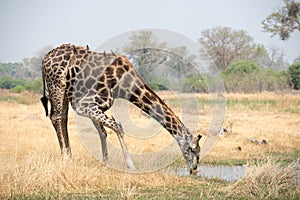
41,44,201,172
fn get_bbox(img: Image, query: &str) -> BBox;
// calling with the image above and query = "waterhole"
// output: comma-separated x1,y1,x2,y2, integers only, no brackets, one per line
172,165,246,182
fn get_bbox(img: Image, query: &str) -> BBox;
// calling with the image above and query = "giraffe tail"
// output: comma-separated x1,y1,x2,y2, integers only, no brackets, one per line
40,74,49,117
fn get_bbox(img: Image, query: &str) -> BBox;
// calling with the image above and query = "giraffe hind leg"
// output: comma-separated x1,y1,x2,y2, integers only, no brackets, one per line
50,94,72,160
61,95,72,159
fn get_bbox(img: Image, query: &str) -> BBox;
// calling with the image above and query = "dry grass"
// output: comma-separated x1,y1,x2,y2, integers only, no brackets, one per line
0,91,299,198
225,159,300,199
0,96,211,198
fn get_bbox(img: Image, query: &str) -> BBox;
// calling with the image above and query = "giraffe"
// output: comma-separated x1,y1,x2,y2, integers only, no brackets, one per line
41,44,202,173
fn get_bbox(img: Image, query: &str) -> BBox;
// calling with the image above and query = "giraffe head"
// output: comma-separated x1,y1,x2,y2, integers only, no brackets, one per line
184,134,202,175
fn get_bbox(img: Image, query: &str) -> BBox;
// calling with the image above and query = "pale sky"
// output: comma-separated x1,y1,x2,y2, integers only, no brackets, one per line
0,0,299,63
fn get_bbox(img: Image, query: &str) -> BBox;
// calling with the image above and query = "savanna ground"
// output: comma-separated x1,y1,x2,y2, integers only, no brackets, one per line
0,89,299,199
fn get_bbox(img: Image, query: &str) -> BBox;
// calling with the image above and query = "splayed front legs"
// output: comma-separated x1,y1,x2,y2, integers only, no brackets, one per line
76,104,136,170
92,119,108,162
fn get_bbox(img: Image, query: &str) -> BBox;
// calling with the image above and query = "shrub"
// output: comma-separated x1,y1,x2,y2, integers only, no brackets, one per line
24,78,43,94
11,85,26,93
147,77,170,91
0,77,43,94
0,76,26,89
180,75,209,93
222,60,259,92
288,62,300,90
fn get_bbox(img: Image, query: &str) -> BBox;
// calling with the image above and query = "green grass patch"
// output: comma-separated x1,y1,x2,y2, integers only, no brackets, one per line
168,96,300,113
201,158,247,166
266,150,300,164
6,183,227,200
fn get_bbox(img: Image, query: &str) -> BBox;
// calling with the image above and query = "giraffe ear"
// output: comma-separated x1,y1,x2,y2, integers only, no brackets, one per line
197,134,202,140
191,134,202,147
190,134,202,148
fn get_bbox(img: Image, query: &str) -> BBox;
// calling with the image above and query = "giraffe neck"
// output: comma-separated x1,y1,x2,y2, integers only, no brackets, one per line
119,83,193,152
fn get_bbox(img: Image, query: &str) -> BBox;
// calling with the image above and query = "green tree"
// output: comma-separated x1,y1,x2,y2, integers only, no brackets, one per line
262,0,300,40
277,70,291,90
222,60,260,92
24,78,43,93
198,27,256,70
0,77,26,89
257,68,280,91
180,75,209,93
288,62,300,89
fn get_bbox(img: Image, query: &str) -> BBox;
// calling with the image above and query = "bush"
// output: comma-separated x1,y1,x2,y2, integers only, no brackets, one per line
256,68,291,92
222,60,291,92
24,78,43,94
288,62,300,90
222,60,260,92
147,77,170,91
11,85,26,93
276,70,291,90
0,76,26,89
180,75,208,93
0,77,43,94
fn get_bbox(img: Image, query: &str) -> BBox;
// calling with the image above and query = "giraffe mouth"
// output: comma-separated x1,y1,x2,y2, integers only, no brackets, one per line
189,165,198,175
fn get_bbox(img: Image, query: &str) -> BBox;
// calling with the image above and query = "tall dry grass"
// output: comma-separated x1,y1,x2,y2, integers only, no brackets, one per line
0,91,299,198
0,99,202,198
225,159,300,199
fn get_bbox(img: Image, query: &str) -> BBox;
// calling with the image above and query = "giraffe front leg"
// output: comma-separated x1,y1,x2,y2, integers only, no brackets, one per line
94,113,136,170
114,120,136,170
92,119,108,162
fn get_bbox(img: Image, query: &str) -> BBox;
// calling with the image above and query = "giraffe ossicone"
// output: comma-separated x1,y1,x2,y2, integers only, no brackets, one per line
41,44,202,173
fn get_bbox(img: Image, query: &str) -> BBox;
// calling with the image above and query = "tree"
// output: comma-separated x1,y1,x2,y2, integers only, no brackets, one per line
257,68,286,91
22,45,53,80
249,44,271,68
122,31,168,81
0,76,26,89
198,26,256,70
222,60,260,92
0,62,23,78
122,31,197,85
288,62,300,89
262,0,300,40
294,54,300,63
165,46,197,81
267,46,289,70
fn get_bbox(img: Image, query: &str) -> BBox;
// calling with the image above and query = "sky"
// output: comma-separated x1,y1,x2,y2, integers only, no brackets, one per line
0,0,299,63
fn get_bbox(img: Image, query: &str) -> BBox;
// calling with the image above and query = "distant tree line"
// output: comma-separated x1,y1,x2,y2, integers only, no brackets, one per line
0,46,51,93
0,27,299,94
121,30,300,93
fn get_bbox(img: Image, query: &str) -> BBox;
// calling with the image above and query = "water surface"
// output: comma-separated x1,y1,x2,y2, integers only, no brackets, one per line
173,165,246,182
